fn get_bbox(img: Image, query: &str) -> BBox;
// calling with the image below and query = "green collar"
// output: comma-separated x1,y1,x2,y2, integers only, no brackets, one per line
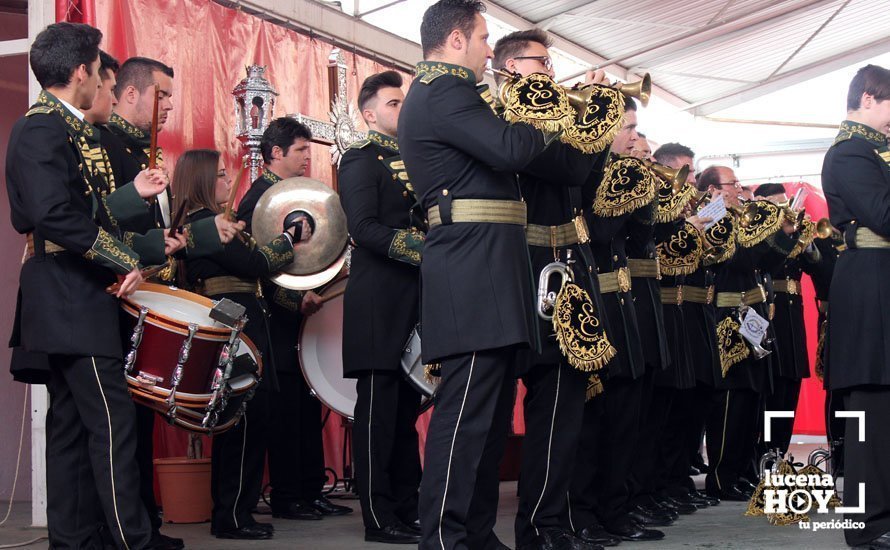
415,61,475,85
837,120,888,147
262,169,282,185
368,131,399,153
108,112,149,146
36,90,98,143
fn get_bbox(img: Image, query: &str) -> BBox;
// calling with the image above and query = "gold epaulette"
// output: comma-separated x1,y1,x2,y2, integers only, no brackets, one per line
833,131,852,145
25,105,55,117
348,138,371,149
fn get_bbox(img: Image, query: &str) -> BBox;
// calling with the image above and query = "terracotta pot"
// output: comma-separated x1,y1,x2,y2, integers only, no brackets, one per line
153,457,212,523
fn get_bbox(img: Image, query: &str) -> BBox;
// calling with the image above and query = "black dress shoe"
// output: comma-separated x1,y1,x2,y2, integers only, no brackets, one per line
688,465,702,476
575,524,621,547
604,517,665,541
658,495,697,515
399,518,421,534
670,492,708,509
641,496,679,520
147,532,184,550
254,521,274,533
692,491,719,506
854,531,890,549
518,529,603,550
365,524,421,544
706,485,749,502
626,504,674,527
308,495,353,516
733,482,755,499
214,523,274,540
272,501,323,520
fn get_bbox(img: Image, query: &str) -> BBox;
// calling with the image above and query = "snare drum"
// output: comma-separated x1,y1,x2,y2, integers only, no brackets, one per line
298,277,357,420
121,283,262,434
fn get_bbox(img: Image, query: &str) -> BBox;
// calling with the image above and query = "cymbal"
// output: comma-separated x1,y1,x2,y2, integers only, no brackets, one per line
252,177,348,288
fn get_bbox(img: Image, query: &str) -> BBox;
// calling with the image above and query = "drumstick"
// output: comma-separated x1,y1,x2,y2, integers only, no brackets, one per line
320,288,346,303
223,165,246,221
105,263,169,294
169,201,188,233
148,84,160,169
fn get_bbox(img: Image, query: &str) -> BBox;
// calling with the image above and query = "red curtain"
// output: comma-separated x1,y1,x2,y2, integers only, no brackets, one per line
56,0,96,24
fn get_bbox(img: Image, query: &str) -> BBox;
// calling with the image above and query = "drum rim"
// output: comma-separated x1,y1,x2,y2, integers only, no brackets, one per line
121,282,233,340
297,277,355,421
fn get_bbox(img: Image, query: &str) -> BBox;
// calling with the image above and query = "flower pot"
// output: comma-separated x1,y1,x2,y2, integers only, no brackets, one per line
153,457,212,523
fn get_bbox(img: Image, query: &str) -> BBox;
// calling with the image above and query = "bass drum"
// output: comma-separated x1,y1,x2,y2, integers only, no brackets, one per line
298,277,356,420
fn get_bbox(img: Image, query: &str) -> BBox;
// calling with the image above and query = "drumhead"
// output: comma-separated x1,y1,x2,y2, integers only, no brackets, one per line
123,283,230,339
298,278,356,420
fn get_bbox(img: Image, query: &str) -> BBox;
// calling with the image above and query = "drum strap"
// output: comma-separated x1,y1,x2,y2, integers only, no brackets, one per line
199,276,259,297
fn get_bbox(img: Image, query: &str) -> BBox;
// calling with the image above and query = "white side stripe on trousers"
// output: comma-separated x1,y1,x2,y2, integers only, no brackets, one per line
368,371,381,528
437,352,476,550
232,412,248,528
91,357,130,550
529,367,561,535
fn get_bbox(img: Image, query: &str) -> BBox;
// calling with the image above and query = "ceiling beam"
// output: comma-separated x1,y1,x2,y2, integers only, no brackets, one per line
485,1,690,108
217,0,421,72
687,36,890,116
532,0,604,28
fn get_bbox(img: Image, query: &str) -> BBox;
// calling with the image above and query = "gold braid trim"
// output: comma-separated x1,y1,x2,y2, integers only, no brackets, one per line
655,180,696,223
788,218,816,259
84,228,139,272
716,315,749,377
559,85,624,154
368,130,399,152
586,373,604,401
815,318,828,382
552,282,617,372
415,61,473,84
593,156,658,217
737,201,783,248
656,221,703,276
704,214,737,265
501,73,575,133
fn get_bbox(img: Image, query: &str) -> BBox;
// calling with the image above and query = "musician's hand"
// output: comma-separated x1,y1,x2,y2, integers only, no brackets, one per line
301,291,323,316
164,229,188,256
687,215,712,232
583,69,609,87
782,220,796,235
284,213,312,242
215,214,245,244
133,168,169,199
116,268,144,298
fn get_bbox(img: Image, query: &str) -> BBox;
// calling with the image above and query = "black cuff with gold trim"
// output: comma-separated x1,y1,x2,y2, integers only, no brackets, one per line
260,234,296,271
388,229,424,266
84,228,140,275
184,216,224,258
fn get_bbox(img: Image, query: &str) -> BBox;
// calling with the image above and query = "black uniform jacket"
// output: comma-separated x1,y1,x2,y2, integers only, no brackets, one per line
520,142,608,373
683,264,721,387
582,158,645,381
626,207,670,371
338,132,423,378
184,207,295,386
397,62,546,364
823,120,890,390
769,251,819,381
7,95,146,364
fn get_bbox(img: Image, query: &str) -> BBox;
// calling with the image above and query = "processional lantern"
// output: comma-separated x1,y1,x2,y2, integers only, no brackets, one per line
233,65,279,183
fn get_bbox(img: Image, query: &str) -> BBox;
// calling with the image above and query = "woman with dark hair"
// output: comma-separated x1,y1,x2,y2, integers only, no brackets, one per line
175,149,309,540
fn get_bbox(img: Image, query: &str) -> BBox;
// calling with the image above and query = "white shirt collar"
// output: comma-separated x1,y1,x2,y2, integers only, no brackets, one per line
58,97,85,121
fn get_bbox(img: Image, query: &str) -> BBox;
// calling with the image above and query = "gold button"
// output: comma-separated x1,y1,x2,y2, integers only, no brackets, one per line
588,266,593,273
620,298,625,305
392,174,398,180
442,189,449,196
402,191,408,198
613,255,619,261
377,155,383,160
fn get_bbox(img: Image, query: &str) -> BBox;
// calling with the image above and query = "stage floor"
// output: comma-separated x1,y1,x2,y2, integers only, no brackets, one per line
0,440,849,549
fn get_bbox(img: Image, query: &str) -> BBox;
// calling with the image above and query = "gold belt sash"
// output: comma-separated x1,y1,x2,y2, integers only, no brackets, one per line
660,286,683,305
773,278,801,295
428,199,526,228
854,227,890,249
683,285,714,305
200,276,259,297
25,233,65,257
526,216,589,247
627,258,661,279
715,285,767,308
598,266,632,294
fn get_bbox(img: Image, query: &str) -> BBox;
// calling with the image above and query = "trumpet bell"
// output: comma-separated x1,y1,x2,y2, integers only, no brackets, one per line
615,73,651,108
816,217,840,240
646,161,688,191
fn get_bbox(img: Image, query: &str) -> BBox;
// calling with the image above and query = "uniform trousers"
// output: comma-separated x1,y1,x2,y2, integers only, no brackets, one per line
762,376,801,454
46,354,152,550
418,346,517,550
843,388,890,547
353,370,422,529
657,387,698,496
569,374,643,528
705,388,760,494
515,362,587,546
628,368,661,505
133,405,161,532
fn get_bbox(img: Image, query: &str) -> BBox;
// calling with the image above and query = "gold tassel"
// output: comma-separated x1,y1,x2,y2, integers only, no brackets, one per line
585,373,604,401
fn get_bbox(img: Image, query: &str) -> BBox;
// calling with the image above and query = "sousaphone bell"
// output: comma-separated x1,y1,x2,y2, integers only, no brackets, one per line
251,177,349,290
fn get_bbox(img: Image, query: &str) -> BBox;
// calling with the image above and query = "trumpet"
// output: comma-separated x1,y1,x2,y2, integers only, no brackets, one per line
727,201,759,228
776,199,806,231
564,73,651,109
643,159,688,192
816,217,841,240
537,260,572,320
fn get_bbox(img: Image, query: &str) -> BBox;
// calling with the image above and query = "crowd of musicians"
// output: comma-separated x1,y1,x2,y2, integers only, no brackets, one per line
7,1,890,549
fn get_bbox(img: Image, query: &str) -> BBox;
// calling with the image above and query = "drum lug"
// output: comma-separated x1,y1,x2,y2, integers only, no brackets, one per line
204,317,247,431
166,323,198,412
124,307,149,374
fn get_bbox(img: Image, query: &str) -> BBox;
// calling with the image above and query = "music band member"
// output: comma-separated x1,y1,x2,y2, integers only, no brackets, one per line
492,29,615,550
7,22,160,549
236,118,347,521
176,149,308,539
823,64,890,549
571,99,663,543
399,1,555,547
339,70,425,545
